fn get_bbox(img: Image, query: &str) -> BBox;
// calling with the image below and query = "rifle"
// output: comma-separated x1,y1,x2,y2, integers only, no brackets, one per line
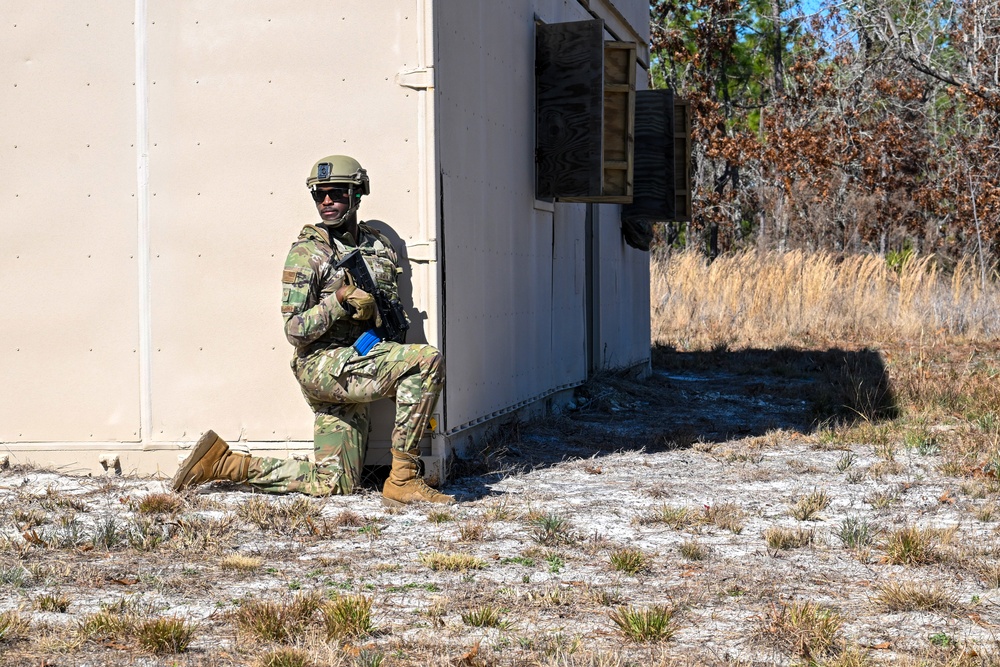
335,249,409,352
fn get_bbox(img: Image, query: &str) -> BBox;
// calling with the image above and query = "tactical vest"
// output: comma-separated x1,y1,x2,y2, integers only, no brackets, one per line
310,224,401,351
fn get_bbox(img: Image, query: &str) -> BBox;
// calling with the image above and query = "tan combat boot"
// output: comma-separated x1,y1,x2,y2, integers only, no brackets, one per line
171,430,251,492
382,450,455,507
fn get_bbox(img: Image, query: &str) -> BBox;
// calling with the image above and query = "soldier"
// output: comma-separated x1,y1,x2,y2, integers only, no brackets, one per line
172,155,454,506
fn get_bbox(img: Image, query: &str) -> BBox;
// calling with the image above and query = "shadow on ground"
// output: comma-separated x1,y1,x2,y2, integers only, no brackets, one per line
446,345,898,500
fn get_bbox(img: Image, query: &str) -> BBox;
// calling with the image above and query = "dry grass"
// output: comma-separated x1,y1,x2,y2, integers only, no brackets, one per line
636,504,695,529
0,610,29,642
135,616,196,654
35,592,71,612
871,580,958,611
321,594,375,640
881,525,941,565
652,250,1000,348
220,554,262,571
136,492,185,515
460,604,509,628
419,552,487,572
609,547,648,575
635,502,745,534
236,496,321,534
789,488,831,521
703,501,746,533
458,519,490,542
608,605,677,642
255,647,313,667
231,592,321,643
760,600,843,660
331,509,366,527
764,525,814,550
678,539,708,561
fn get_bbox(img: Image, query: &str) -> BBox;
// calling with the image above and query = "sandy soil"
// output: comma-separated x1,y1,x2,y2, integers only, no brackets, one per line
1,351,998,666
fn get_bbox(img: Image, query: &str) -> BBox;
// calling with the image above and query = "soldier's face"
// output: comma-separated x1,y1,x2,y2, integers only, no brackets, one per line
313,186,351,223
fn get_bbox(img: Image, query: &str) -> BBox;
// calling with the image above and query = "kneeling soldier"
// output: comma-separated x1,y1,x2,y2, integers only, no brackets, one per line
172,155,454,506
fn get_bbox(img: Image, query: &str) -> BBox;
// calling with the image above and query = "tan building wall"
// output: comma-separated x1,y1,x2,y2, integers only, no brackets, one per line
436,0,651,443
1,0,651,478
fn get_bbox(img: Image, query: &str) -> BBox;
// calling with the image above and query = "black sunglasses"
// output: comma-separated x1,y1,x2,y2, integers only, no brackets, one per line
311,187,352,203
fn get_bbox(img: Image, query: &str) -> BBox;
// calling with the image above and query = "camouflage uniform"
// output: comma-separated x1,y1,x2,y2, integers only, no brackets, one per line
245,223,444,496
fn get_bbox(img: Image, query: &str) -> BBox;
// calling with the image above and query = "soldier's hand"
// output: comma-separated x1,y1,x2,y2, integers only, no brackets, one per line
337,285,377,321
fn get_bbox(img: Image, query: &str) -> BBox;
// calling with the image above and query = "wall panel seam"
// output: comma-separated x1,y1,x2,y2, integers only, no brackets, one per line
135,0,152,443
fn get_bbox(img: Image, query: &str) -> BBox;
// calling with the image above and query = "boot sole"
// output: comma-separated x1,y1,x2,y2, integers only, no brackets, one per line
381,497,406,508
170,430,220,492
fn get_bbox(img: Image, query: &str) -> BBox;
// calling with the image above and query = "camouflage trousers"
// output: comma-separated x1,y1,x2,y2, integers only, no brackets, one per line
245,341,444,497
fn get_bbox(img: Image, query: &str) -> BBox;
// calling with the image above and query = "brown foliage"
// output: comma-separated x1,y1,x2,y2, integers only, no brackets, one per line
650,0,1000,264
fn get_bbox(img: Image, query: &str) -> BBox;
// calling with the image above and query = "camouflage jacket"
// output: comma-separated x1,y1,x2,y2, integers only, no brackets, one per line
281,222,402,355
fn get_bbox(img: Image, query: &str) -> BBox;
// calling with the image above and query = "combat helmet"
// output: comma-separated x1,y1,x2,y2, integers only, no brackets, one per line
306,155,370,195
307,155,369,227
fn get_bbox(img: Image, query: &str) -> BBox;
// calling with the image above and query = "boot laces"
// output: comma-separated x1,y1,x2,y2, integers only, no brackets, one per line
412,477,439,496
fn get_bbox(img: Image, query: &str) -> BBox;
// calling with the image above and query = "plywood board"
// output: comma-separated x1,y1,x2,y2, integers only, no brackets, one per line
535,19,605,199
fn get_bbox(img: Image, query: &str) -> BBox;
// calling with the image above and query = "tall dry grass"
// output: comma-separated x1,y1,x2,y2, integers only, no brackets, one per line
652,250,1000,350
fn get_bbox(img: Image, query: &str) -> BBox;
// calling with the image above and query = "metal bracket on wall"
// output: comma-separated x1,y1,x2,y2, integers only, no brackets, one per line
407,240,438,263
395,66,435,90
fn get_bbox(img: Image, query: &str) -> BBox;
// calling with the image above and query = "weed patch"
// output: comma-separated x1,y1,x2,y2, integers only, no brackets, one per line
609,547,648,575
838,516,877,549
231,592,321,642
0,610,29,642
872,580,958,611
789,488,831,520
461,604,509,628
882,526,940,565
608,605,677,642
419,552,486,572
255,647,313,667
764,526,814,550
760,601,842,660
531,513,578,546
136,493,185,515
135,616,196,654
322,594,375,640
